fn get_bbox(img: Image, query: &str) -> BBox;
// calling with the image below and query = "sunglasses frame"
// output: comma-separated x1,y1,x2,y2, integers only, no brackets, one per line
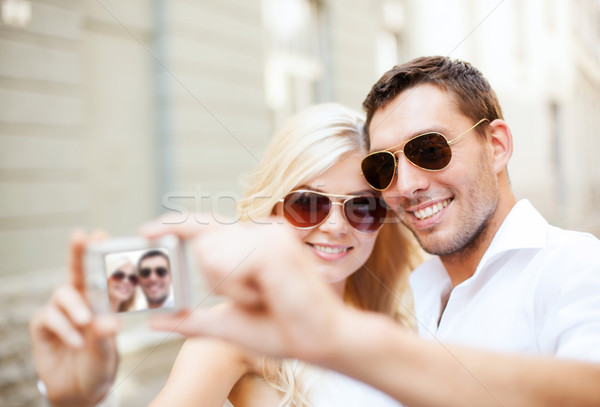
138,266,169,279
279,189,386,234
111,270,139,285
362,118,489,191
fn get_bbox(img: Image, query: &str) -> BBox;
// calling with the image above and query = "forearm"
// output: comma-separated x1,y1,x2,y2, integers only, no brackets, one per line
321,309,600,407
149,338,249,407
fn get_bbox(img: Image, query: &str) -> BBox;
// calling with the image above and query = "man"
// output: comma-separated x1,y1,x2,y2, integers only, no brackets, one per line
137,249,173,309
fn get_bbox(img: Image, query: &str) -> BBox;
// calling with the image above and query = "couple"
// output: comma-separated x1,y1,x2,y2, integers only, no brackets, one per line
107,250,173,313
30,56,600,407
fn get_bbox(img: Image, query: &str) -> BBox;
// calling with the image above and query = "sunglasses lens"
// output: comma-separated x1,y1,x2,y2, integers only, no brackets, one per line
112,270,138,285
404,133,451,170
361,152,396,190
283,191,331,228
111,271,125,281
344,196,387,233
139,267,168,278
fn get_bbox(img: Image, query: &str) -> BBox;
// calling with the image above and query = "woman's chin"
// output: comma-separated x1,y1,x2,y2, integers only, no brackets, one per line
110,293,130,304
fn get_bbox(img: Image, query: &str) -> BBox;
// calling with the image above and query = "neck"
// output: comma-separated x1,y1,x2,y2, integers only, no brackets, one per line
441,191,517,287
331,279,347,299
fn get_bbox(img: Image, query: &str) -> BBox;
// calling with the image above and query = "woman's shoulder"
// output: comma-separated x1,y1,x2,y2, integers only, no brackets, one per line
150,338,254,406
176,339,283,407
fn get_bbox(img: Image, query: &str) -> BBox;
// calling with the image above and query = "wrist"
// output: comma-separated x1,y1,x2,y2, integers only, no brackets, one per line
320,308,413,381
38,379,112,407
318,307,384,369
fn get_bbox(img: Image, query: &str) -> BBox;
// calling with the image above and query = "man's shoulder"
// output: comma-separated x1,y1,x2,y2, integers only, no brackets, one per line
540,224,600,268
510,222,600,296
502,200,599,264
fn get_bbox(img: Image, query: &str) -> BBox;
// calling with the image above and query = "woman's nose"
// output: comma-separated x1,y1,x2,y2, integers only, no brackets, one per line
319,203,350,234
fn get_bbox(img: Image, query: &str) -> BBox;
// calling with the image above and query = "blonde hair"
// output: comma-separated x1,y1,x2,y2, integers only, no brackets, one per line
238,103,422,406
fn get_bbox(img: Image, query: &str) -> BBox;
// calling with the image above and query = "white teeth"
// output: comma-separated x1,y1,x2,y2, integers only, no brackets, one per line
312,245,349,254
413,200,450,220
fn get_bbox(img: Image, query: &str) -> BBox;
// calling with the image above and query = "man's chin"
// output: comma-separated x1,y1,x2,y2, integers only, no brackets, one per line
147,296,168,306
414,230,463,256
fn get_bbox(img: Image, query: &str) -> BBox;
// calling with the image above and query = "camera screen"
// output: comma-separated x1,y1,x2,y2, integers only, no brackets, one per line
104,248,175,313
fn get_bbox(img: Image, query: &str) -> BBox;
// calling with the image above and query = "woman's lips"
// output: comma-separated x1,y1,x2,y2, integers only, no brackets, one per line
307,243,352,261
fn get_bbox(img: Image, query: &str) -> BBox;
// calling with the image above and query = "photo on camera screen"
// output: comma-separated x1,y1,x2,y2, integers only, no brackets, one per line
105,248,174,313
85,235,190,315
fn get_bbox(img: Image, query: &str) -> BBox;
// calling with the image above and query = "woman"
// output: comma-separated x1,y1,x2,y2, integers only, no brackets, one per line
106,257,138,313
149,103,422,406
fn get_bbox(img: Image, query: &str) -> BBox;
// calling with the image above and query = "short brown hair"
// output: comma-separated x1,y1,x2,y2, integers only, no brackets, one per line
363,56,503,142
137,249,170,273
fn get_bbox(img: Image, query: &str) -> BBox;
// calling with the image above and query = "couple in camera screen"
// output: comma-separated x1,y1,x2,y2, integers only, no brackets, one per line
106,249,173,313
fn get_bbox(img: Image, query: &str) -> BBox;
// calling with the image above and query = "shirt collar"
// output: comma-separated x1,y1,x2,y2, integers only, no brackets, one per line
477,199,547,270
411,199,548,291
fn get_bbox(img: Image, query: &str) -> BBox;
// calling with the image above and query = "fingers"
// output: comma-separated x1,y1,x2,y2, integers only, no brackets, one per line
30,285,119,349
148,305,281,355
93,314,121,337
31,304,85,347
53,285,92,326
139,213,220,240
68,229,109,293
68,229,87,292
34,285,92,347
148,306,238,337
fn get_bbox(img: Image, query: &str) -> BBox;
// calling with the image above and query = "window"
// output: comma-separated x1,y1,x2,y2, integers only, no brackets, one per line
262,0,325,128
376,0,409,76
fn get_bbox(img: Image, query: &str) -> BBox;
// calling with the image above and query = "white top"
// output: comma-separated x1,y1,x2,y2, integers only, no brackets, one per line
411,199,600,361
304,367,403,407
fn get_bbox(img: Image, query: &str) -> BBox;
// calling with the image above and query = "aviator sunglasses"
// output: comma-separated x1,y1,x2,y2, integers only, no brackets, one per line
361,118,489,191
138,266,169,279
110,270,139,285
280,190,387,233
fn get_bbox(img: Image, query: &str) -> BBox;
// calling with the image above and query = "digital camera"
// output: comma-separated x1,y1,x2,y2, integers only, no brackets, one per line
84,235,192,315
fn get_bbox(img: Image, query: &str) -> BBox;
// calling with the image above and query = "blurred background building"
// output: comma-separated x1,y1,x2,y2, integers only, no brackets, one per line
0,0,599,405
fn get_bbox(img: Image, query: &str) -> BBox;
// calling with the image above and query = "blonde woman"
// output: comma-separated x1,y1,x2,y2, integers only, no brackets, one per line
106,257,138,313
150,103,422,406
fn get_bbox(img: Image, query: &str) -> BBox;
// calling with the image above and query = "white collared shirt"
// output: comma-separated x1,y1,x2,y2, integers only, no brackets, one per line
411,199,600,362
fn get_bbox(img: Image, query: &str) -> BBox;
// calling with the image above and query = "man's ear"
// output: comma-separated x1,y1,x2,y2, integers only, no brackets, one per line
487,119,513,174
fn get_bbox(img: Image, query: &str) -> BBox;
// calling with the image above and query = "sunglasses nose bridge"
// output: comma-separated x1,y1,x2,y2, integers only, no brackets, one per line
319,201,349,232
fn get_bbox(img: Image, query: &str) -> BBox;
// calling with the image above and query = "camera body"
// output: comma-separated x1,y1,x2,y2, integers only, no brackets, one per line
84,235,192,315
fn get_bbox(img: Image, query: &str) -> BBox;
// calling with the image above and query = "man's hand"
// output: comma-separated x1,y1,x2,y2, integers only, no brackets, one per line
142,217,347,363
29,230,119,407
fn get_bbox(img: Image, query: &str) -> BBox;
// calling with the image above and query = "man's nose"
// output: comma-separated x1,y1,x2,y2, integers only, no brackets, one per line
387,154,430,198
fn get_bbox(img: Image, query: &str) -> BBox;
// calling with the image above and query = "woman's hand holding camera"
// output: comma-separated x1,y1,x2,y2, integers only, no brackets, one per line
29,230,119,407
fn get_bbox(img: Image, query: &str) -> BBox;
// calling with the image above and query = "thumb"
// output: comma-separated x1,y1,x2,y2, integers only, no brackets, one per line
148,304,276,349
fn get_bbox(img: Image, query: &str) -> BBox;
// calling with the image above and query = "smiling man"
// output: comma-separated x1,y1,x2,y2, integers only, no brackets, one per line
355,56,600,403
137,250,173,309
